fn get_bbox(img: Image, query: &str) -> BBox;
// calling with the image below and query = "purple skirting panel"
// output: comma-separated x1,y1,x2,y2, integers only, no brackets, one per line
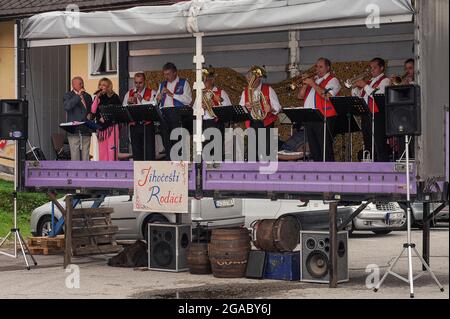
25,161,416,195
203,162,416,195
25,161,196,191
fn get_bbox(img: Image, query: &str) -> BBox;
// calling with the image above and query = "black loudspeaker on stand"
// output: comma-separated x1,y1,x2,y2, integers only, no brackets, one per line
385,84,421,137
0,99,28,140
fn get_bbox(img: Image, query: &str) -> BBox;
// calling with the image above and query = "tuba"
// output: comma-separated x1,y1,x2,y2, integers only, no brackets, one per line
247,67,270,121
202,89,218,118
344,69,371,89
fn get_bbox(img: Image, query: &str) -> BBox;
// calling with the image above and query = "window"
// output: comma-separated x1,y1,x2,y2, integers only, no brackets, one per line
89,42,118,76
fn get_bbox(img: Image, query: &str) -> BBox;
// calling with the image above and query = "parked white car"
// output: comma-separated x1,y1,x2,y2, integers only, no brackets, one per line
243,199,405,235
30,195,244,240
31,195,406,239
351,202,405,234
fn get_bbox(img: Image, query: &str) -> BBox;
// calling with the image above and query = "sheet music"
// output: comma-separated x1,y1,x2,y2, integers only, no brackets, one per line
59,121,85,127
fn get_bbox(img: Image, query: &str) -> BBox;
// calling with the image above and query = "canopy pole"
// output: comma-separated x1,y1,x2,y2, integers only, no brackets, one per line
192,32,205,161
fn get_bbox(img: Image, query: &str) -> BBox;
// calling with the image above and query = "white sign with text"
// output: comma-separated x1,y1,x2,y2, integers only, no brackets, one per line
133,161,188,213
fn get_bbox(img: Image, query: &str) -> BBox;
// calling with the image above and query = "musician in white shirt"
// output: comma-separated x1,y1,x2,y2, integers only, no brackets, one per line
351,57,391,162
298,57,341,162
239,65,281,160
155,63,193,160
122,73,156,160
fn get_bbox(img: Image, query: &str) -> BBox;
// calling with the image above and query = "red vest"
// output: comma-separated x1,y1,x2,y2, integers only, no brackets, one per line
129,88,153,125
244,84,278,128
212,88,222,106
304,74,338,118
360,75,387,114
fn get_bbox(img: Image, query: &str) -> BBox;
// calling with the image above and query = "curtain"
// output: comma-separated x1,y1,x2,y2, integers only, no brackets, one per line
108,42,118,72
92,43,105,74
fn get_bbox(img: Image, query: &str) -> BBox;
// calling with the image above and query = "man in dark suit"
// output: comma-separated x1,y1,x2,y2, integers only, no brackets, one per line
63,76,93,161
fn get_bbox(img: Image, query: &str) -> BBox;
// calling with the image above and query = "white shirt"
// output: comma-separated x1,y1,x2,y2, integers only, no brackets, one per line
194,86,232,120
122,87,156,106
156,76,193,107
303,72,341,109
239,82,282,115
351,73,391,104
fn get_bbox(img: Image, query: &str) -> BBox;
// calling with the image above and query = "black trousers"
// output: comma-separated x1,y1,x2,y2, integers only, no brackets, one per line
361,112,390,162
248,121,275,161
203,119,225,160
306,117,336,162
160,110,193,160
130,123,155,161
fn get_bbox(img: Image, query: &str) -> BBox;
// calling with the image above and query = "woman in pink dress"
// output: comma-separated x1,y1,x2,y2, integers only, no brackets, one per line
90,78,122,161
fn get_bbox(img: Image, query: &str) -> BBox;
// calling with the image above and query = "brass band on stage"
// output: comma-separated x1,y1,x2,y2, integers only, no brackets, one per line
65,58,415,163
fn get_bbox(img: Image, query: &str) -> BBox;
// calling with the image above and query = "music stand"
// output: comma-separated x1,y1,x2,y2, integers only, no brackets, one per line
59,121,100,160
127,104,160,160
213,105,252,126
283,108,324,162
330,97,366,162
99,105,130,161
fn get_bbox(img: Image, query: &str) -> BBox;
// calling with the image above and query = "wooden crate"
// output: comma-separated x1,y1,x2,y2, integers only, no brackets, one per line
26,235,65,255
70,208,122,256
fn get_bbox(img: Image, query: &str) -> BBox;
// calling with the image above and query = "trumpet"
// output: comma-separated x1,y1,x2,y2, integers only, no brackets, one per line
391,72,409,85
344,70,371,89
288,72,315,90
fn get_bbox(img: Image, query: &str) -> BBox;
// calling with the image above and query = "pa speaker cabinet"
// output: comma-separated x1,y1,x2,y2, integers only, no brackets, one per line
300,230,348,283
0,100,28,140
385,85,421,136
148,223,191,272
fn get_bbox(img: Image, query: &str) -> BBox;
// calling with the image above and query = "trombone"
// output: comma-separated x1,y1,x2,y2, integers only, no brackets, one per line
344,70,371,89
287,72,315,90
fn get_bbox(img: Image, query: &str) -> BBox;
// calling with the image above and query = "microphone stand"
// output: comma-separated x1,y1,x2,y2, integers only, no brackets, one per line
369,87,379,162
322,87,333,162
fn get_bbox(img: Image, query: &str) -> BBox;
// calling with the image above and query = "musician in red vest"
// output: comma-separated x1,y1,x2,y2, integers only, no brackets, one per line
198,66,231,159
298,58,341,162
239,65,281,160
352,57,391,162
201,66,232,130
155,62,193,160
122,72,156,161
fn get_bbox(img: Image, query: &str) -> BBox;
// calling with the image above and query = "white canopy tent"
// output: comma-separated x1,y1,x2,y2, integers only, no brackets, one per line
20,0,415,158
21,0,414,46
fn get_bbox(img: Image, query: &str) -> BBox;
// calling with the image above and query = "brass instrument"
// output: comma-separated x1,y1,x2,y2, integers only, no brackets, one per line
202,89,217,118
288,72,315,90
247,68,270,121
344,70,371,89
391,72,409,85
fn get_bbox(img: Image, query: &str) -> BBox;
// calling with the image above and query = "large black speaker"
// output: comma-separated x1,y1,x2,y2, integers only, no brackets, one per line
148,223,191,272
0,100,28,140
300,231,349,283
385,85,421,136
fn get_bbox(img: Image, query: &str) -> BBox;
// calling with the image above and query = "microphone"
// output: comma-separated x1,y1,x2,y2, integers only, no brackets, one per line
94,89,101,96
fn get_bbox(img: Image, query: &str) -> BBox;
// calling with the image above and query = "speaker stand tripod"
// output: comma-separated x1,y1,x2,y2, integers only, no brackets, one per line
373,135,444,298
0,140,37,270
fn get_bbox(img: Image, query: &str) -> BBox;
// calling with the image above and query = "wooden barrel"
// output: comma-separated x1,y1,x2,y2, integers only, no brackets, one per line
187,242,212,275
252,215,300,252
208,227,251,278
